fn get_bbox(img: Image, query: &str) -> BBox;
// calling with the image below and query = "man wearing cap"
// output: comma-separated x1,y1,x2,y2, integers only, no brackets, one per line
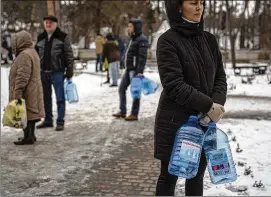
35,15,74,131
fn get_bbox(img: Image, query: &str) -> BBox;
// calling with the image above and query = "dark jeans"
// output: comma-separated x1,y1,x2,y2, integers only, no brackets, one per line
41,71,65,126
96,54,102,71
156,152,207,196
119,70,140,116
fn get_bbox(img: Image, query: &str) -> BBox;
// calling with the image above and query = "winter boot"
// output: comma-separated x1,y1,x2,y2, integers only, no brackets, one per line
36,121,53,129
112,112,126,118
125,115,138,121
103,78,110,84
14,127,35,145
55,125,64,131
18,136,36,142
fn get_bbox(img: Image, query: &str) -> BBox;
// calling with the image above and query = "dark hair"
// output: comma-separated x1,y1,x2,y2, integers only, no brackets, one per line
180,0,205,5
106,33,114,41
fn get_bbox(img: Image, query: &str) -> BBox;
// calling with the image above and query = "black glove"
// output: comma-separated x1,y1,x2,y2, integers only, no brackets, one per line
65,74,72,80
65,69,73,80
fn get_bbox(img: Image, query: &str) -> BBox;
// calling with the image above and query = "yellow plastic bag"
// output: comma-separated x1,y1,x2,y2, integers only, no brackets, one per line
103,58,109,70
2,99,27,129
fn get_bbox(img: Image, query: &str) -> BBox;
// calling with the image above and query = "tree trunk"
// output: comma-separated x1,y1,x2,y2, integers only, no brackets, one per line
47,0,55,16
30,1,36,40
54,1,61,27
95,1,102,34
208,0,212,32
240,24,245,49
85,33,90,49
157,0,160,15
230,35,237,69
225,0,236,69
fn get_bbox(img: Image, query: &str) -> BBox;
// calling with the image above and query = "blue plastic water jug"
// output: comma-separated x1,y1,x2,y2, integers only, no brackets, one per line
130,76,142,99
204,122,237,184
64,79,79,103
142,77,158,95
168,116,205,179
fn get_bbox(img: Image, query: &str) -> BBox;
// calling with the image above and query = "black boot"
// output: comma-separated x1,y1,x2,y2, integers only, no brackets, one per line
103,79,110,84
14,125,35,145
18,136,36,142
36,121,53,129
18,123,37,141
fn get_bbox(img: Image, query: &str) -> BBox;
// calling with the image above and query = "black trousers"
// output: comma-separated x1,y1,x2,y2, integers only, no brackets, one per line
155,152,207,196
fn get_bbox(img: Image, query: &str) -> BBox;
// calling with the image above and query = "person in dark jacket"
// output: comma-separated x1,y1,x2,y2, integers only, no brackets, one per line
155,0,227,196
35,15,74,131
2,38,13,63
102,33,121,87
112,19,148,121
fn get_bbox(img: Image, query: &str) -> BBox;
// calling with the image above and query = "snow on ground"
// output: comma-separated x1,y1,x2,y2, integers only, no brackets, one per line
225,68,271,97
176,119,271,196
1,66,108,128
1,63,271,195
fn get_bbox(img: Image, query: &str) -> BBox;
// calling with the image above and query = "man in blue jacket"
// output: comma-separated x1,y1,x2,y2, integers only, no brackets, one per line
113,18,148,121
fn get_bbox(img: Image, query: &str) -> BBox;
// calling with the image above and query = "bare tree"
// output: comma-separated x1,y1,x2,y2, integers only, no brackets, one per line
225,0,249,68
54,1,61,27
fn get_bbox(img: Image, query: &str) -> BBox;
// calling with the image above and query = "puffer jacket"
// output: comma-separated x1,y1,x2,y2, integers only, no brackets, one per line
102,40,120,63
122,19,149,74
154,0,227,161
35,27,74,78
9,30,45,121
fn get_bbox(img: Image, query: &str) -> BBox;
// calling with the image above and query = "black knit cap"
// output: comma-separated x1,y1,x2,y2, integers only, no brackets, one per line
43,15,58,22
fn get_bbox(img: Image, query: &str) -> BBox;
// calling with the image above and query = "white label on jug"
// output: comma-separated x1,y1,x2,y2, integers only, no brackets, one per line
208,148,231,176
179,140,201,163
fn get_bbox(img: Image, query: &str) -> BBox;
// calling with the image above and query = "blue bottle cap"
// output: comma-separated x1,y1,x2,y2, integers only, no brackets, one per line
208,122,216,128
189,115,198,121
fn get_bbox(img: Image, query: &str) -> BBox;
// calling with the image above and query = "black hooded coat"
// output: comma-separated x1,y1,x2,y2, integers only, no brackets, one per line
154,0,227,161
122,19,149,74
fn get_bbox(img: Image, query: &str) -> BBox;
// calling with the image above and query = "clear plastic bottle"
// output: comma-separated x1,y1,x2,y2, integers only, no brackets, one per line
204,122,237,184
142,77,158,95
130,76,142,99
168,116,205,179
65,79,79,103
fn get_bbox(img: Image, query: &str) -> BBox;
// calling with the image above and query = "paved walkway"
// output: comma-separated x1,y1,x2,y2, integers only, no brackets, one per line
1,74,161,196
2,71,271,196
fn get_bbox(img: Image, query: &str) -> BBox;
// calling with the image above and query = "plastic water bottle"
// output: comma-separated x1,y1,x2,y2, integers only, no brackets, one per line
65,79,79,103
130,76,142,99
204,122,237,184
142,77,158,95
168,116,205,179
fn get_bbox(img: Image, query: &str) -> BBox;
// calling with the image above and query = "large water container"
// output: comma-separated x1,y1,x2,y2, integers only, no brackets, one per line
204,122,237,184
168,116,205,179
130,76,142,99
142,77,158,95
64,79,79,103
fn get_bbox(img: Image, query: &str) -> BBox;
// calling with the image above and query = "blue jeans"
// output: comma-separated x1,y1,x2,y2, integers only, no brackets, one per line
41,72,65,126
119,70,140,116
110,61,120,85
96,54,102,71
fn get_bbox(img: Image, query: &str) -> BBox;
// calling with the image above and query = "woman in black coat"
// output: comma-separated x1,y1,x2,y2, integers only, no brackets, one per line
154,0,227,196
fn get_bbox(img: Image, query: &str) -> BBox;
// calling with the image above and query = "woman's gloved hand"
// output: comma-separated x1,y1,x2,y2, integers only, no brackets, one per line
207,103,225,123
